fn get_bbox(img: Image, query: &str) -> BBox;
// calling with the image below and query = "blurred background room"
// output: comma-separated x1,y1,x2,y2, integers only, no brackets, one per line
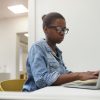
0,0,28,81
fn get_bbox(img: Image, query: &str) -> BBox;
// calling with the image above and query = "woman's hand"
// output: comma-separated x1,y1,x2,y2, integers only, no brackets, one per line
78,71,99,81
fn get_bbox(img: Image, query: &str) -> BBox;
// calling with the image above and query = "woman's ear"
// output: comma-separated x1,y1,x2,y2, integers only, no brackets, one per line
43,26,48,33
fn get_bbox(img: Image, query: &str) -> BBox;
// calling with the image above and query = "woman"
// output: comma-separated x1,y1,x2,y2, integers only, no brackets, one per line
23,12,99,92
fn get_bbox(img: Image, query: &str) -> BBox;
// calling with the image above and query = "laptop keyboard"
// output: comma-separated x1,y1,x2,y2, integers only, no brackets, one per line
79,82,96,86
66,79,97,86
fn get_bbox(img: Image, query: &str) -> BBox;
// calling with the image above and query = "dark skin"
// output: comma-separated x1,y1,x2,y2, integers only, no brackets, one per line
44,18,65,52
43,18,99,85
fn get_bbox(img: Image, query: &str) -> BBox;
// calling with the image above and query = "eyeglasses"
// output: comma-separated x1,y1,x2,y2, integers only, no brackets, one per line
48,25,69,34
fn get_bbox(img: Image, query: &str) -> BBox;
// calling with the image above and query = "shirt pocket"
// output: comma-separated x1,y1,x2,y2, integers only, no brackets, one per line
49,61,59,67
48,58,60,72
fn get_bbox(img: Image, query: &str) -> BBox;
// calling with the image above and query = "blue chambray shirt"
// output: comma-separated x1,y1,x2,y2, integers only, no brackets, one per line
23,39,70,91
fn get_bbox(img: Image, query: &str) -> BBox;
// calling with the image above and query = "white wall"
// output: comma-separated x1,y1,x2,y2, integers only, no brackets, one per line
0,16,28,78
28,0,36,49
30,0,100,71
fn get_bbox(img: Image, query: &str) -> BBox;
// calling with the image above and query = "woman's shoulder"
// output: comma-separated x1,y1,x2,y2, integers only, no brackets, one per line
29,39,46,52
31,39,46,47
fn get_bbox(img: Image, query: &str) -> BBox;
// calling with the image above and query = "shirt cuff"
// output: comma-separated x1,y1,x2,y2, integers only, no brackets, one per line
46,71,61,86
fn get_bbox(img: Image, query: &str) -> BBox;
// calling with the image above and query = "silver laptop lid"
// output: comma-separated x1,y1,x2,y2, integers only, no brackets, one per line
96,71,100,88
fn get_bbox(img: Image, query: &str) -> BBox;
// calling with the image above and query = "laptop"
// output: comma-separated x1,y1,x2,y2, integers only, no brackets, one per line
62,72,100,90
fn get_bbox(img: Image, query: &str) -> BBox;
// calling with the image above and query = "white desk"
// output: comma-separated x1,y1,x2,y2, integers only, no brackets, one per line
0,86,100,100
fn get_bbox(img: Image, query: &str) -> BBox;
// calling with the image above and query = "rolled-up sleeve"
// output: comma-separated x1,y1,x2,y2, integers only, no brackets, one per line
29,45,60,88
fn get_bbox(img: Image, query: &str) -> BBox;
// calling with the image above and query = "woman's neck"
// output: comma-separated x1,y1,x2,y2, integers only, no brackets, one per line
46,40,56,53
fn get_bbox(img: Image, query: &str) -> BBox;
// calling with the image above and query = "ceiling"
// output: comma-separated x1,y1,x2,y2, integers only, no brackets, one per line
0,0,28,20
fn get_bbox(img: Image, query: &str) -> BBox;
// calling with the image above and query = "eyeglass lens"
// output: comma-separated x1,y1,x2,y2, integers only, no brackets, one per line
48,25,69,34
56,27,69,34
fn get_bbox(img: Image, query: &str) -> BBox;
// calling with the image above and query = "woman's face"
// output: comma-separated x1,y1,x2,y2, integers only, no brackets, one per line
45,18,67,44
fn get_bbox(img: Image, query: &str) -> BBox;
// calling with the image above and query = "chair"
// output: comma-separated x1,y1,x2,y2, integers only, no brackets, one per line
0,85,3,91
0,79,26,91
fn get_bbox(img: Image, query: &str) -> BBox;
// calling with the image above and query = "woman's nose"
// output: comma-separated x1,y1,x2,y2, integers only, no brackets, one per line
59,31,65,36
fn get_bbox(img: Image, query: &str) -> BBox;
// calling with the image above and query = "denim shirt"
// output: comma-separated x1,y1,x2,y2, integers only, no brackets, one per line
23,39,70,91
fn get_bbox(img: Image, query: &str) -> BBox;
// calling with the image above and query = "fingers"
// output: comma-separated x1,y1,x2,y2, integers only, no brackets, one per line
87,70,100,76
92,71,99,76
93,72,99,76
91,75,98,79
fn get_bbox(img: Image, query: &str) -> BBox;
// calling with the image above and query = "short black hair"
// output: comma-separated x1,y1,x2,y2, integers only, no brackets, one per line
42,12,65,28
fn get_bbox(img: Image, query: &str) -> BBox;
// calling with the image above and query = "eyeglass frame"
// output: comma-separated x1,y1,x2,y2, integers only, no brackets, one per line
47,25,69,34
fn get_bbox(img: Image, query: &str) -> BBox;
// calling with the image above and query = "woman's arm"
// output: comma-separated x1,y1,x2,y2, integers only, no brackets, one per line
52,71,99,85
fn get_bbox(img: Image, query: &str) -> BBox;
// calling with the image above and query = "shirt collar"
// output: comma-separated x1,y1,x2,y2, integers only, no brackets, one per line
43,39,62,54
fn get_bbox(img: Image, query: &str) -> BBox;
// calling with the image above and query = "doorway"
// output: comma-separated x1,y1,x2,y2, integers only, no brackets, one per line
16,32,28,79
